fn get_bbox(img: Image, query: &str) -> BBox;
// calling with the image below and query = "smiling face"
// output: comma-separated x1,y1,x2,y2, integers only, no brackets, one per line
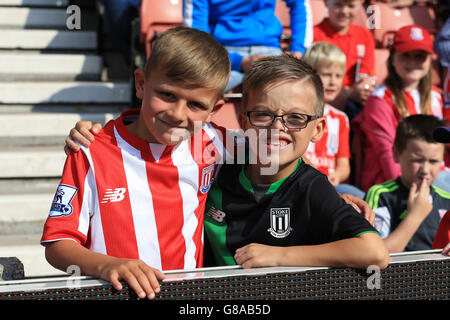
240,79,326,182
392,50,432,90
394,138,444,189
131,67,222,145
325,0,363,33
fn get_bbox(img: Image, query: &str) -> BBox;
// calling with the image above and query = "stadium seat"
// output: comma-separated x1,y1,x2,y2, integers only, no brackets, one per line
309,0,328,26
139,0,183,57
372,2,436,48
374,48,390,85
210,98,241,130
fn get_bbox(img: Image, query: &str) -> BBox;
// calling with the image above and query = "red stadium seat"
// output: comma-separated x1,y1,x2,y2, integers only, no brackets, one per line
374,48,390,85
371,2,436,48
210,98,241,130
140,0,183,57
309,0,328,26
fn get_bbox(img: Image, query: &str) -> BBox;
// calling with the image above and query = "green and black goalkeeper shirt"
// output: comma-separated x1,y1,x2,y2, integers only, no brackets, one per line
364,178,450,251
204,158,378,266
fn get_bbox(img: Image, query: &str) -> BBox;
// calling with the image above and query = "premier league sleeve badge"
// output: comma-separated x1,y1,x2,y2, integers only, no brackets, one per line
49,184,78,217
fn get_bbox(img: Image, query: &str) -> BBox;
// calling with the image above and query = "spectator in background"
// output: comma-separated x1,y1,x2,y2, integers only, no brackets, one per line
101,0,141,65
434,17,450,122
432,126,450,256
433,17,450,192
364,115,450,253
313,0,376,117
352,25,443,192
302,42,357,195
183,0,313,91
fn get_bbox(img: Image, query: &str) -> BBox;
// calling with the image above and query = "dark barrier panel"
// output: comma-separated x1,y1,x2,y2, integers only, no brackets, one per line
0,250,448,300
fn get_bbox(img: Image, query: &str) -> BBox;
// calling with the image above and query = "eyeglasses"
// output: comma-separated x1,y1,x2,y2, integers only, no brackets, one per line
246,111,319,130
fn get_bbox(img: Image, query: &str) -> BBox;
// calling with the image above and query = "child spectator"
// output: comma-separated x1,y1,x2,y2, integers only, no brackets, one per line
364,115,450,253
65,55,387,270
432,126,450,255
313,0,376,112
183,0,313,91
204,55,389,269
353,24,443,192
41,27,233,299
302,42,351,188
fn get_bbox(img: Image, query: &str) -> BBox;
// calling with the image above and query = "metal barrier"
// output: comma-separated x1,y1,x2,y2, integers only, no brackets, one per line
0,250,448,300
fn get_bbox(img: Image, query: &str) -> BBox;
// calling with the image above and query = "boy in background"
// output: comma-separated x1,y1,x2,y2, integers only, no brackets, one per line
313,0,376,112
431,126,450,255
204,55,388,269
41,27,233,299
365,115,450,252
302,42,351,188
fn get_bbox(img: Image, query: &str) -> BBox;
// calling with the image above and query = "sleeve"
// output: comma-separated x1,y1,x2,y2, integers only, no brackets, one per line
183,0,210,33
362,95,401,181
228,51,244,72
40,149,94,247
285,0,313,54
364,186,392,239
336,113,351,159
309,175,378,242
432,210,450,249
360,28,376,77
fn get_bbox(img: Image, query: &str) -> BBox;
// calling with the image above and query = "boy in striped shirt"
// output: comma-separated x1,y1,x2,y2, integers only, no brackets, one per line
41,27,233,299
365,115,450,253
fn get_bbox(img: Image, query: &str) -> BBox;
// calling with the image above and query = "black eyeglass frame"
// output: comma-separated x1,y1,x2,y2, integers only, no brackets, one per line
246,111,320,130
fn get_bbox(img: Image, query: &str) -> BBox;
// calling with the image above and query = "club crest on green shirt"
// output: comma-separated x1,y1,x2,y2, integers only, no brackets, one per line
268,208,292,238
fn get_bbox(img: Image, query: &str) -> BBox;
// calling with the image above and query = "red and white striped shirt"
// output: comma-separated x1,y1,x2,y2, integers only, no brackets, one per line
41,109,232,271
371,84,443,121
304,104,350,176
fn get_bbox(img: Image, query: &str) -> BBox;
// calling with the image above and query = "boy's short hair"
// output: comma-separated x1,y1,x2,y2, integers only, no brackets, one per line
394,115,446,154
242,54,325,117
302,42,346,72
145,26,231,99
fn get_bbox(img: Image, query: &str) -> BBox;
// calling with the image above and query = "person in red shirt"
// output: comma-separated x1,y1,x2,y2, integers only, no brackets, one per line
41,27,233,299
302,42,351,187
353,25,443,192
432,126,450,256
313,0,376,113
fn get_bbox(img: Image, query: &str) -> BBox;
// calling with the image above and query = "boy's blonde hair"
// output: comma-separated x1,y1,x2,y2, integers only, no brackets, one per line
145,26,231,99
242,54,325,117
302,42,346,72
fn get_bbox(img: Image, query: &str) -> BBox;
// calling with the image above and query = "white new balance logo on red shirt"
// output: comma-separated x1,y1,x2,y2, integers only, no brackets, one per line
101,188,127,203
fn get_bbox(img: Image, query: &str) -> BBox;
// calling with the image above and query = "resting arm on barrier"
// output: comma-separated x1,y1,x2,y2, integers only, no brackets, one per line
44,240,165,299
234,232,389,270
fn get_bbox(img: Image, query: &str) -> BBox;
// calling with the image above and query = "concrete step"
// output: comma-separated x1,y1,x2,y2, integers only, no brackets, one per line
0,111,117,145
0,7,67,29
0,145,66,178
0,53,103,81
0,234,65,277
0,29,97,50
0,0,69,7
0,81,131,104
0,178,59,234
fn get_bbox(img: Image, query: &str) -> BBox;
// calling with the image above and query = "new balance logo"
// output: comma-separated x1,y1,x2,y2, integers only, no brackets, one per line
101,188,127,204
206,206,226,223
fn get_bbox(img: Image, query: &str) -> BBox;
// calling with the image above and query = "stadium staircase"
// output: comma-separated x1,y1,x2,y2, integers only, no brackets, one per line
0,0,131,277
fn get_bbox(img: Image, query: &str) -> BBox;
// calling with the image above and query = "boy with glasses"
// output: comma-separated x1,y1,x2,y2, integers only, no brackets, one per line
203,55,388,269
